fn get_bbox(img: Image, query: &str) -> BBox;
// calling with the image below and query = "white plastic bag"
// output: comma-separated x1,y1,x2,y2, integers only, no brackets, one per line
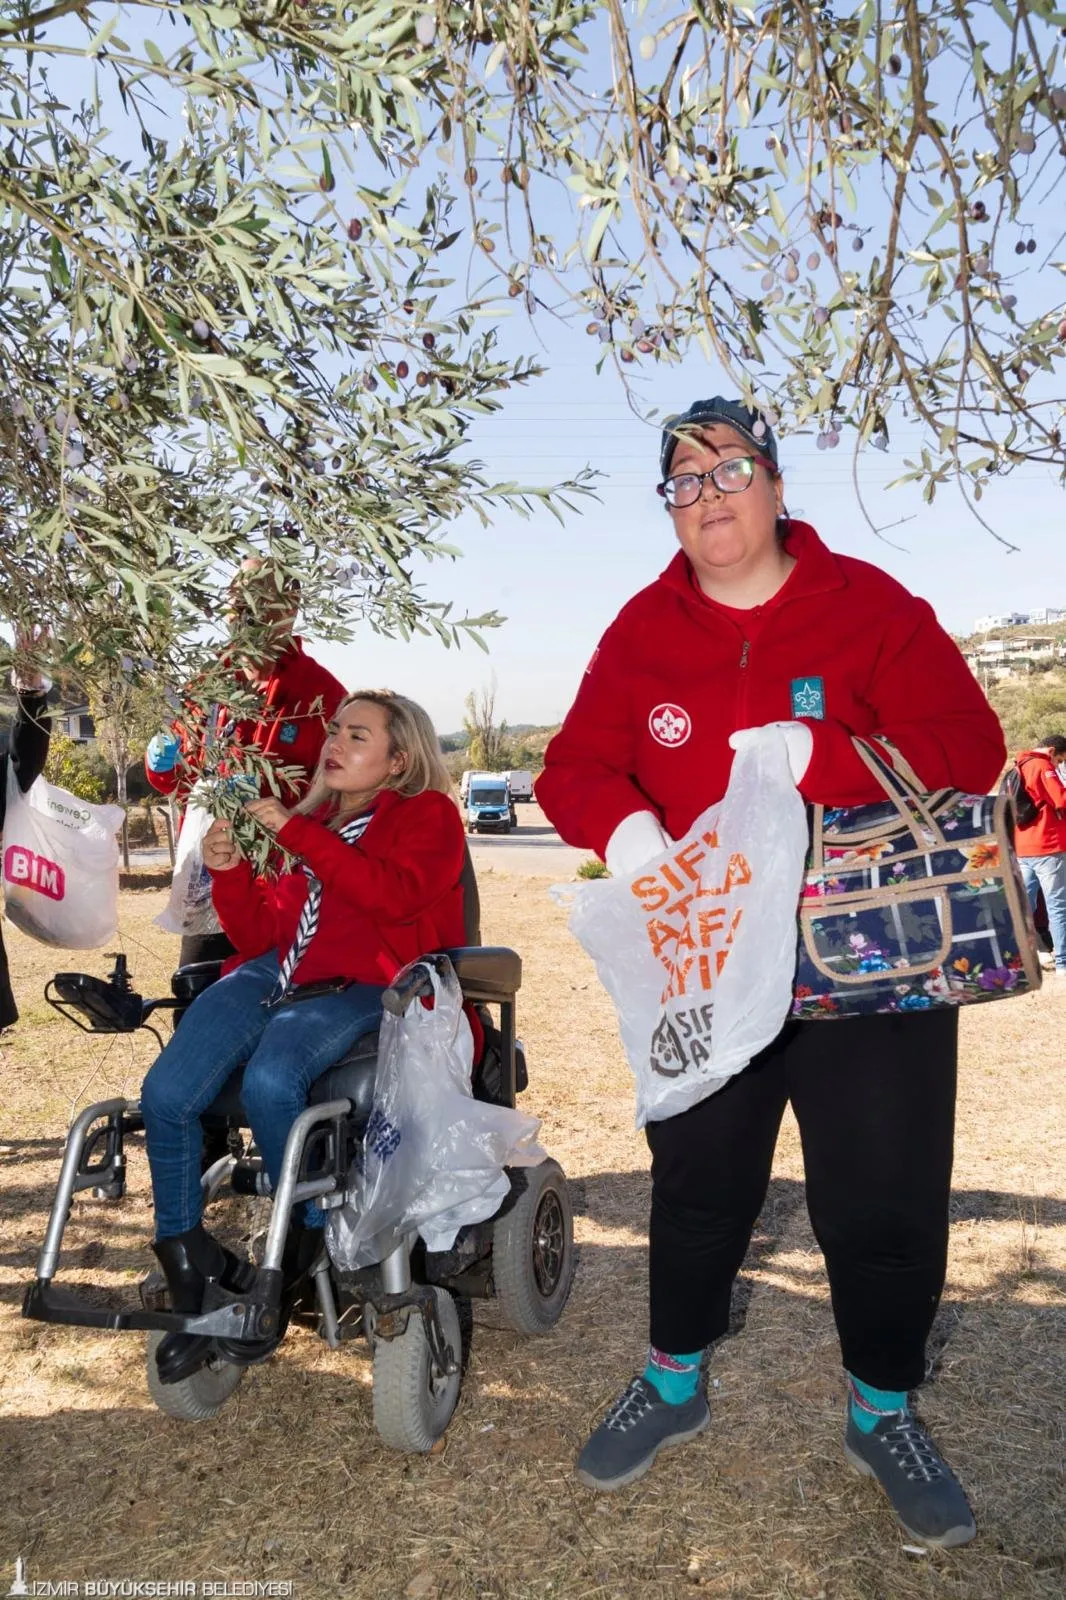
559,728,809,1127
1,765,124,949
154,787,220,937
327,958,545,1270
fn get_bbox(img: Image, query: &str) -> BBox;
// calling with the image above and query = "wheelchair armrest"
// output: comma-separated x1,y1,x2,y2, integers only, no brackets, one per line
382,947,522,1018
443,946,521,1003
171,960,225,1004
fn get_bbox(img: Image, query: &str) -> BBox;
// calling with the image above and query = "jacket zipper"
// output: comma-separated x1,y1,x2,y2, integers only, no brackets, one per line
736,636,751,728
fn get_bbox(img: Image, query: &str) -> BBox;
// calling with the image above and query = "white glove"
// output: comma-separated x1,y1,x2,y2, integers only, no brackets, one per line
729,721,814,787
604,810,673,876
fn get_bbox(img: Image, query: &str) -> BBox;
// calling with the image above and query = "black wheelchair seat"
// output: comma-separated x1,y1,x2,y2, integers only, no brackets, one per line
201,1030,380,1134
307,1033,379,1132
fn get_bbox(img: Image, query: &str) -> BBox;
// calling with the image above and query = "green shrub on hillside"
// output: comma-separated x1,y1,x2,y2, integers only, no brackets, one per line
988,672,1066,753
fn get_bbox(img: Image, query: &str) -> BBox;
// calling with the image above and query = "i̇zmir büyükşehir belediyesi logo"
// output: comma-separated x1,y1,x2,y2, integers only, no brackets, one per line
7,1555,29,1596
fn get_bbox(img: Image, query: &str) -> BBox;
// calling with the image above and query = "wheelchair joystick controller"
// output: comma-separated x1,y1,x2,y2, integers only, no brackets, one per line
106,953,132,992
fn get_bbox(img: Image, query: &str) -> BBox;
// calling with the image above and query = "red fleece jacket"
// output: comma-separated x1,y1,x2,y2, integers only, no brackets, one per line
1014,750,1066,856
147,637,346,805
537,522,1006,857
208,788,467,987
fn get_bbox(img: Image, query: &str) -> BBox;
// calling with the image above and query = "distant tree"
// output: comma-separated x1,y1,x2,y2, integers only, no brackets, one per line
86,661,167,865
463,681,510,770
89,667,162,810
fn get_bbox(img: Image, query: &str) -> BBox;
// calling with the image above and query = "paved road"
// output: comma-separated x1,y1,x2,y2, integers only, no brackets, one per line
466,800,589,878
128,801,591,879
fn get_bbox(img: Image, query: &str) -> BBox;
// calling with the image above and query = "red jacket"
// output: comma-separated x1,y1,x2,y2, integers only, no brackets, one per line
1014,750,1066,856
537,522,1006,856
147,638,346,804
208,788,467,988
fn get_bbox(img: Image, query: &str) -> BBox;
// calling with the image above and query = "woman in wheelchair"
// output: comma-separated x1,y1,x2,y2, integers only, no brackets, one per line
140,690,466,1385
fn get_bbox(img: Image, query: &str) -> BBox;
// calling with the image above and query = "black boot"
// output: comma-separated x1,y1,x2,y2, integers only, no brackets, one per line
215,1220,325,1366
152,1225,257,1385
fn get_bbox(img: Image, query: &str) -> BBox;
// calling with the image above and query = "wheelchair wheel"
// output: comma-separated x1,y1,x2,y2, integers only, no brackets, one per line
491,1159,574,1335
372,1286,462,1452
145,1333,245,1421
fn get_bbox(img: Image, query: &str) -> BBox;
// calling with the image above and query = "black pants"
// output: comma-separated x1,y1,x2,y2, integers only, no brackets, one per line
646,1008,957,1391
178,930,235,968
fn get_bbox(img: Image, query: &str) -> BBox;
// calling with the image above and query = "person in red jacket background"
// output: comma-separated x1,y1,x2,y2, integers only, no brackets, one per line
139,690,466,1386
146,557,347,965
1013,735,1066,976
538,398,1006,1547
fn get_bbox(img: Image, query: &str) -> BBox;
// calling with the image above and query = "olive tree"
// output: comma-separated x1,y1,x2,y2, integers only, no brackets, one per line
0,0,593,722
425,0,1066,544
2,0,1063,701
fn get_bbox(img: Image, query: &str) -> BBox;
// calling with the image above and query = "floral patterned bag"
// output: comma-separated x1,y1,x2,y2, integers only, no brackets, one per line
793,740,1041,1018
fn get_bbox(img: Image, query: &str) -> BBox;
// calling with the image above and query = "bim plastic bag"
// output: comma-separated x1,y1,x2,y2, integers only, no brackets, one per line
154,787,220,938
327,958,545,1270
1,764,124,949
560,728,809,1127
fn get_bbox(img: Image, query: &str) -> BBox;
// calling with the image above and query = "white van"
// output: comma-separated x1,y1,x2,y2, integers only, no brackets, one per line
504,769,534,803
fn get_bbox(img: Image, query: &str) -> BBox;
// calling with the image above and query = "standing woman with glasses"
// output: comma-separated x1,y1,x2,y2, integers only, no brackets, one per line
537,398,1005,1546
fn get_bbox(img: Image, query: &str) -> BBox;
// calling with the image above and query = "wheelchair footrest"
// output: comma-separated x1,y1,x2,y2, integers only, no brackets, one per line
22,1277,276,1340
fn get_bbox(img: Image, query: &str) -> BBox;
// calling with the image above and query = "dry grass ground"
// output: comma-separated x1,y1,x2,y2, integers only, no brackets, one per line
1,879,1063,1600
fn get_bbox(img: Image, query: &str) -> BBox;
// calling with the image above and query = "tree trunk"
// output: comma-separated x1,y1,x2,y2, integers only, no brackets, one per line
117,760,130,871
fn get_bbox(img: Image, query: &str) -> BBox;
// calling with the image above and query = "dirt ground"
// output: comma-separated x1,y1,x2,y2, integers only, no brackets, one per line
1,880,1063,1600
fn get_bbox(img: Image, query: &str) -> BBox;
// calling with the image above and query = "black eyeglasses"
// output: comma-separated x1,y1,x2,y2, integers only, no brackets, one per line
657,454,774,508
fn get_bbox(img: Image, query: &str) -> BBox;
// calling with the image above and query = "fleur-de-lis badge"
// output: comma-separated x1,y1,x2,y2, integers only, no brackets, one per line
649,702,692,747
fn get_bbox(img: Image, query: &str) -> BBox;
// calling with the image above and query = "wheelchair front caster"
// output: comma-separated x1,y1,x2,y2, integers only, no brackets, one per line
145,1331,245,1421
371,1286,462,1452
492,1159,574,1335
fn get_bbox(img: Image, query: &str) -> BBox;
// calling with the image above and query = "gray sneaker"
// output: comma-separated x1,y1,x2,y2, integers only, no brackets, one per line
576,1375,709,1491
845,1411,976,1547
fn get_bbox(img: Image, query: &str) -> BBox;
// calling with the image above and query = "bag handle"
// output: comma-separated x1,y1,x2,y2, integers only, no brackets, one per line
847,738,947,851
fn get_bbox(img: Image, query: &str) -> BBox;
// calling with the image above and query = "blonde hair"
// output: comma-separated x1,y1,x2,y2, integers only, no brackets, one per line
296,690,455,824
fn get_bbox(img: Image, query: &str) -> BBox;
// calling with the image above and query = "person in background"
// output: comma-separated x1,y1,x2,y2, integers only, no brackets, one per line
0,624,51,1031
538,397,1005,1548
1013,734,1066,978
145,558,346,965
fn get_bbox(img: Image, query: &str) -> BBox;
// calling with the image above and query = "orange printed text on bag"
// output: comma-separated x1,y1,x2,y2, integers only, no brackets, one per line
793,740,1041,1018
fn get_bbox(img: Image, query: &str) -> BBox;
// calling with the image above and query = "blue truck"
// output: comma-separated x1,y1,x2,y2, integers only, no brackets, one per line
465,772,516,834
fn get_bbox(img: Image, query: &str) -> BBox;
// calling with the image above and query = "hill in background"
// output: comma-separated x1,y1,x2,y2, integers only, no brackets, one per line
440,723,560,780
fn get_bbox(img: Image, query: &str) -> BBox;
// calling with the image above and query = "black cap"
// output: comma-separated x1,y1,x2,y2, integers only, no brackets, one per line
660,397,779,479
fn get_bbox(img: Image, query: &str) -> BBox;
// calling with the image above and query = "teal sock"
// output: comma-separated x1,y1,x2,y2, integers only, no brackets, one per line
848,1373,908,1434
643,1347,703,1405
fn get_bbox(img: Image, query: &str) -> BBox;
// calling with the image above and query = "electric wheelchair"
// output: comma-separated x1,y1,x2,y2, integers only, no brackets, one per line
21,859,575,1451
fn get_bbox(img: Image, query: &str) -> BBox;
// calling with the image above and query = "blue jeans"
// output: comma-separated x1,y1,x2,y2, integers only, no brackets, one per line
141,953,384,1239
1020,853,1066,972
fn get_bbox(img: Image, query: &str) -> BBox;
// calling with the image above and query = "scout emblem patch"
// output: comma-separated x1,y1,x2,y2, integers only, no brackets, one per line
790,677,825,719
